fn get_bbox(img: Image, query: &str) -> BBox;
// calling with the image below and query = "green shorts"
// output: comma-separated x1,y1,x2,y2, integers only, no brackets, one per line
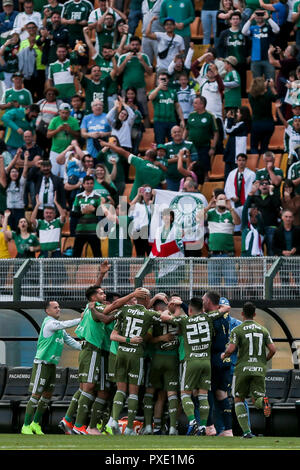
108,352,116,383
78,342,106,390
29,362,56,395
232,372,266,401
180,359,211,391
114,346,144,386
148,353,179,391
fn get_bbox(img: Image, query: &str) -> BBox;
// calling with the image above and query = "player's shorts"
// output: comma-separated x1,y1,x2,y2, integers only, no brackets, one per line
78,341,105,389
148,353,179,391
114,346,144,386
108,352,116,383
232,372,266,401
211,364,232,393
29,362,56,395
180,359,211,391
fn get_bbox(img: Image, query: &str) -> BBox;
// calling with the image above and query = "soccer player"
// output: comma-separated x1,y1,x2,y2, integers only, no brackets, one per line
108,288,163,435
221,301,276,438
21,300,82,435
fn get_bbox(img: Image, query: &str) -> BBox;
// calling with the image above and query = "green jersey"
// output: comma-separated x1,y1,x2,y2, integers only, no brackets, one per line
159,0,195,37
102,320,115,353
37,217,64,252
48,115,80,153
170,312,216,361
254,167,283,196
128,154,166,200
224,70,241,109
151,320,180,356
2,87,33,107
114,304,161,357
288,161,300,195
223,30,246,64
229,320,274,376
95,24,115,52
117,52,151,91
48,59,76,100
206,208,235,252
2,108,37,149
81,75,112,114
94,54,118,95
12,232,39,257
75,302,106,349
72,190,102,234
97,149,125,185
150,88,178,122
186,110,218,148
164,139,198,181
35,316,64,364
294,1,300,28
61,0,93,42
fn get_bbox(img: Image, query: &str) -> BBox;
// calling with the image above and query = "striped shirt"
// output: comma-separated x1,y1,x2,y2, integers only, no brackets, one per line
37,217,64,252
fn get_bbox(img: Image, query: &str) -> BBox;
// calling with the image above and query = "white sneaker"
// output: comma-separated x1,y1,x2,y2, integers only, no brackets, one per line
218,429,233,437
169,426,178,435
124,427,135,436
206,424,217,436
87,426,102,435
110,419,121,435
142,425,153,435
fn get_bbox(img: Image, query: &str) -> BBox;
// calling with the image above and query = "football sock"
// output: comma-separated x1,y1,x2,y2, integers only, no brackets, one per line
254,396,264,409
24,397,38,426
89,397,107,428
216,397,232,430
181,393,195,422
143,393,154,426
65,389,81,422
235,401,251,434
33,396,50,424
168,394,179,429
127,394,139,429
75,391,95,428
112,390,126,421
198,393,210,426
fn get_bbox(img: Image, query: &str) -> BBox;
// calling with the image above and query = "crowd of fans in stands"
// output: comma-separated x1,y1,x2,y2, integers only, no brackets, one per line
0,0,300,262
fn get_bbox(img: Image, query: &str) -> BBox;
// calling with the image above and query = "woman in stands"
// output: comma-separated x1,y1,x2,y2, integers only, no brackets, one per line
3,214,40,258
281,178,300,227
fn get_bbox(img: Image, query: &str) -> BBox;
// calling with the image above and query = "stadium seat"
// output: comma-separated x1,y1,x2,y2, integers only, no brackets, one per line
208,154,225,180
0,367,32,432
246,70,253,93
271,369,300,437
234,235,241,257
190,17,201,40
199,181,224,202
145,72,156,93
268,126,285,151
246,154,259,172
280,153,288,177
49,368,79,432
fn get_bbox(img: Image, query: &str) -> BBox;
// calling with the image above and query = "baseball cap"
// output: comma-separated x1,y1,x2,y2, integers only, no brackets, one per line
59,103,71,111
219,297,230,306
157,144,166,150
12,72,24,78
163,17,175,24
3,0,14,5
224,56,238,67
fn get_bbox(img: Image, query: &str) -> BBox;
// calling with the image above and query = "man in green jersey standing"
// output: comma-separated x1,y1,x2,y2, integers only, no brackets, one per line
108,288,163,435
21,300,82,435
221,301,276,438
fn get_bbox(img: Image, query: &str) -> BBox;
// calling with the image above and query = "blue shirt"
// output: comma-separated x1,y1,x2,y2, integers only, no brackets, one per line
272,2,288,25
80,113,111,158
249,24,274,61
0,10,19,34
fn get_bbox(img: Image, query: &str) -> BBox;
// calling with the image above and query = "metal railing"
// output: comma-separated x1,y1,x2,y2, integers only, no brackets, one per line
0,256,299,303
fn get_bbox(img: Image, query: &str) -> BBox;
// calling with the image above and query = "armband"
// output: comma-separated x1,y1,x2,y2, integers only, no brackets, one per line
126,337,131,343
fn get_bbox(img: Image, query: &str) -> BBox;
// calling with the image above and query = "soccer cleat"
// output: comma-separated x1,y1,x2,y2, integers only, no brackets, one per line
153,427,162,435
21,424,34,435
206,424,217,436
87,426,102,435
30,422,44,435
72,424,89,435
124,427,135,436
218,429,233,437
169,426,178,436
197,425,206,436
186,420,199,436
110,419,121,435
243,431,255,439
142,425,153,435
263,397,271,418
58,417,73,435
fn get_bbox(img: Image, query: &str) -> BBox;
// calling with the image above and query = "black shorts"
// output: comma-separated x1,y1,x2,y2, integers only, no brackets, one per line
211,365,232,393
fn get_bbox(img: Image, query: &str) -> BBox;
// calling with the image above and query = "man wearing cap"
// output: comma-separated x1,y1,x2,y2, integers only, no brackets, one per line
2,103,40,156
12,0,42,41
0,0,19,43
47,102,81,178
223,56,241,111
0,72,33,110
46,43,76,102
146,16,185,72
159,0,195,52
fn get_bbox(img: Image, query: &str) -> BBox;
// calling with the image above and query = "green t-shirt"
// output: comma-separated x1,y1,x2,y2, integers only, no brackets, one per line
93,179,117,201
12,232,39,257
35,316,64,364
164,139,198,181
48,59,76,99
289,161,300,195
37,217,64,252
75,302,106,349
224,30,246,64
150,88,178,122
96,150,125,184
118,52,151,90
61,0,93,42
186,110,218,148
95,24,115,52
2,87,33,107
108,215,133,257
206,208,235,252
128,154,166,200
48,115,80,153
72,190,102,234
159,0,195,37
81,75,112,114
2,108,36,149
224,70,241,108
94,54,118,95
254,167,283,196
229,320,273,376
